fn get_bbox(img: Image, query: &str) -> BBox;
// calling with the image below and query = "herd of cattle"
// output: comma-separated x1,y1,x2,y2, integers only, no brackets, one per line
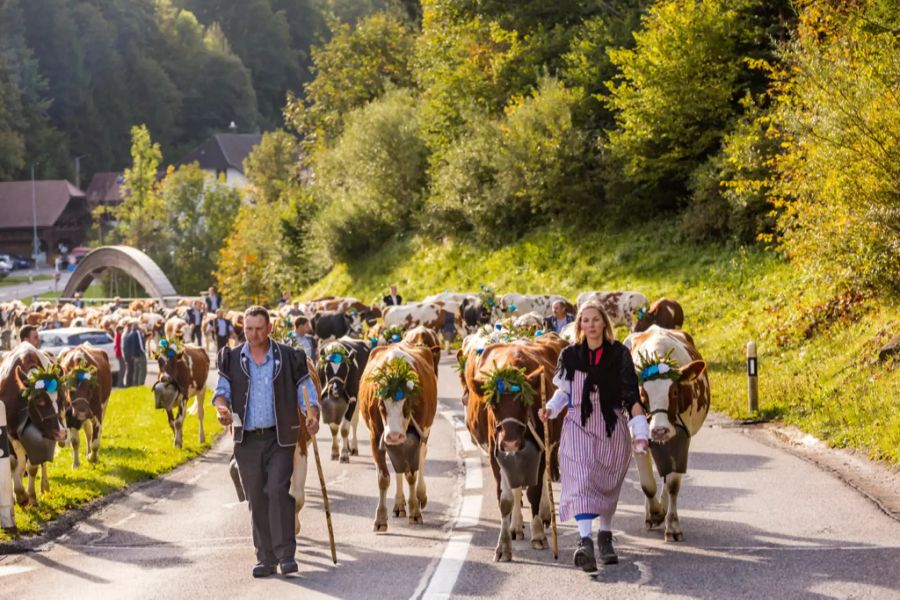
0,289,708,559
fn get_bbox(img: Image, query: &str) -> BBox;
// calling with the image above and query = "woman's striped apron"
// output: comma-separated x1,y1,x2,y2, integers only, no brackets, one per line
557,369,631,522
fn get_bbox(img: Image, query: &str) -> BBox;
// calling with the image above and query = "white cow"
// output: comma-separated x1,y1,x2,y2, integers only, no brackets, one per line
499,294,573,318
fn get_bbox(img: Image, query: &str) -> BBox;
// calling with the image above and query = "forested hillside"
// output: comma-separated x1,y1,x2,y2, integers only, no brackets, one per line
0,0,407,182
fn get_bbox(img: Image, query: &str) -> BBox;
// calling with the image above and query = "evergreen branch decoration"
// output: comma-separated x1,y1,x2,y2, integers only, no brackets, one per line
479,362,535,407
635,348,681,383
367,358,421,417
23,363,64,401
154,338,183,361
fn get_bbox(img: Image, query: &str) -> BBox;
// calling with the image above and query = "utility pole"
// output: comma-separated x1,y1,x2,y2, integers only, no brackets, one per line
75,154,90,189
31,162,40,267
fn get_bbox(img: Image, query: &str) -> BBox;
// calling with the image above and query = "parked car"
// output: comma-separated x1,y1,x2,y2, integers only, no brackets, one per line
10,254,31,269
0,258,11,279
38,327,121,378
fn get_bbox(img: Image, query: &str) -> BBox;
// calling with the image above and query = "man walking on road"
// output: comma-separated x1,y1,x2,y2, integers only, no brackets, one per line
187,301,204,347
213,309,233,352
213,306,320,578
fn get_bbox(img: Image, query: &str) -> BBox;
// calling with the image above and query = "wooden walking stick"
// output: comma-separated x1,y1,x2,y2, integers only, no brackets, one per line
541,372,559,560
301,385,337,564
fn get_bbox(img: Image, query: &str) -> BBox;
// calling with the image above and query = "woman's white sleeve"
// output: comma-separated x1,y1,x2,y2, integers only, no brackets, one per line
545,375,571,419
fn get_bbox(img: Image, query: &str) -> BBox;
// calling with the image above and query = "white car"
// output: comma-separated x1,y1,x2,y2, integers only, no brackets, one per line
38,327,121,378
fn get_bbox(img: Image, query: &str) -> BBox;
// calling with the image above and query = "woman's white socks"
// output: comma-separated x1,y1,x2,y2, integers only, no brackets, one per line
577,519,593,538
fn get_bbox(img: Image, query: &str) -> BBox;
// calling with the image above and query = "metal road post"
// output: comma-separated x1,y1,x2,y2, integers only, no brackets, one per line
747,341,759,414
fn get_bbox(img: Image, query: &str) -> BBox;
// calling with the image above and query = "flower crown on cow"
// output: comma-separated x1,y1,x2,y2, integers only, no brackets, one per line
64,359,98,387
381,325,404,344
321,342,349,365
478,284,496,309
368,358,421,416
154,338,183,360
479,362,535,407
634,349,681,383
635,303,651,321
22,363,65,400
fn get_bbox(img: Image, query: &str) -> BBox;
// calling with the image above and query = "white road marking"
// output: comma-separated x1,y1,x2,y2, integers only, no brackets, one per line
0,565,37,578
414,407,484,600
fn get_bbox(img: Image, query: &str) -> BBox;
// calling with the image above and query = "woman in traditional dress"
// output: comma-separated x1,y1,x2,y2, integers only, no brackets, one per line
539,299,649,571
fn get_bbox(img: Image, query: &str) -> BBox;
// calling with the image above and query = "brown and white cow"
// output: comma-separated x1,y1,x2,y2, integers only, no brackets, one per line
152,342,209,448
499,294,575,318
289,356,322,536
382,302,466,340
628,325,709,542
577,291,650,329
164,316,192,342
633,298,684,332
58,344,112,468
466,339,564,561
1,343,67,506
402,326,441,376
359,343,437,532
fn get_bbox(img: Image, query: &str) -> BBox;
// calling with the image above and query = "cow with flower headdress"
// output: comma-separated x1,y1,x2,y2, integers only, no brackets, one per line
317,337,370,463
0,342,68,506
359,343,437,532
465,338,564,562
151,338,209,448
58,344,112,468
627,324,709,542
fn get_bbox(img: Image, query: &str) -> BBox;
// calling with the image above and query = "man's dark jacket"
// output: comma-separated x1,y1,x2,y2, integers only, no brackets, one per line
217,341,310,448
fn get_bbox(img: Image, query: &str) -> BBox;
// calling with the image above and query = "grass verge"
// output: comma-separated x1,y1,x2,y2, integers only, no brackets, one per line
303,221,900,464
1,387,221,541
0,274,52,287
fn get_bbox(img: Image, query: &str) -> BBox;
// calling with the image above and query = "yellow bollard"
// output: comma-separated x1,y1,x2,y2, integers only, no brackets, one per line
747,341,759,414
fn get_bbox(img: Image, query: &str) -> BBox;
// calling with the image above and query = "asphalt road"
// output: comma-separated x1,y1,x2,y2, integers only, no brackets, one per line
1,355,898,599
0,269,70,303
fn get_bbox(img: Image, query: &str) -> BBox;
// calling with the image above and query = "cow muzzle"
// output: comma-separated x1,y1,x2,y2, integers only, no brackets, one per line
649,414,675,442
384,431,407,445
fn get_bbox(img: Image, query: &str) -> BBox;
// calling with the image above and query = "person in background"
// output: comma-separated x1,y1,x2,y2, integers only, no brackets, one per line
73,291,84,309
292,316,317,366
134,324,147,386
214,309,234,353
287,301,303,317
278,290,291,307
187,300,205,347
113,324,125,387
122,321,140,387
109,296,122,314
19,325,40,348
206,286,223,312
383,284,402,307
545,300,575,334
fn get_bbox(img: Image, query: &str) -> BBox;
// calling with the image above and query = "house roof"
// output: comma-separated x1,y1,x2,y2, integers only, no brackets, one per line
178,133,262,174
0,180,87,229
84,171,124,206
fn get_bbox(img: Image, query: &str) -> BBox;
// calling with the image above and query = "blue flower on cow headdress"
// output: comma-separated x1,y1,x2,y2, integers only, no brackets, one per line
381,325,404,344
635,304,650,321
64,358,98,388
321,342,349,365
22,363,64,400
155,338,182,360
479,362,535,407
367,358,421,417
635,349,681,383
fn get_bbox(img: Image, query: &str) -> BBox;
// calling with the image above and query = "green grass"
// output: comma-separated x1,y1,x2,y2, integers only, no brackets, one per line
0,274,52,287
304,221,900,464
1,387,222,541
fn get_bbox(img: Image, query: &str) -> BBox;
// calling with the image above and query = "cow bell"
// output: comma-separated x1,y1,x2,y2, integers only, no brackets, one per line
153,382,179,411
494,438,542,489
18,423,57,465
380,429,421,474
320,396,349,426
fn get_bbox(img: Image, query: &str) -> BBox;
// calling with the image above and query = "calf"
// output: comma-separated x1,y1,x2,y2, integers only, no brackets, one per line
58,345,112,468
577,291,650,329
633,298,684,332
466,340,563,561
0,343,67,506
359,344,437,532
152,340,209,448
629,325,709,542
317,337,370,463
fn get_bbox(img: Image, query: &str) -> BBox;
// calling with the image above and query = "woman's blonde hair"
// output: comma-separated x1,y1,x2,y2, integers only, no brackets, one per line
574,300,616,344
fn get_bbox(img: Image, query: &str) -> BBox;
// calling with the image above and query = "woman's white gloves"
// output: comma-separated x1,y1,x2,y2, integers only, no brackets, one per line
628,414,650,455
